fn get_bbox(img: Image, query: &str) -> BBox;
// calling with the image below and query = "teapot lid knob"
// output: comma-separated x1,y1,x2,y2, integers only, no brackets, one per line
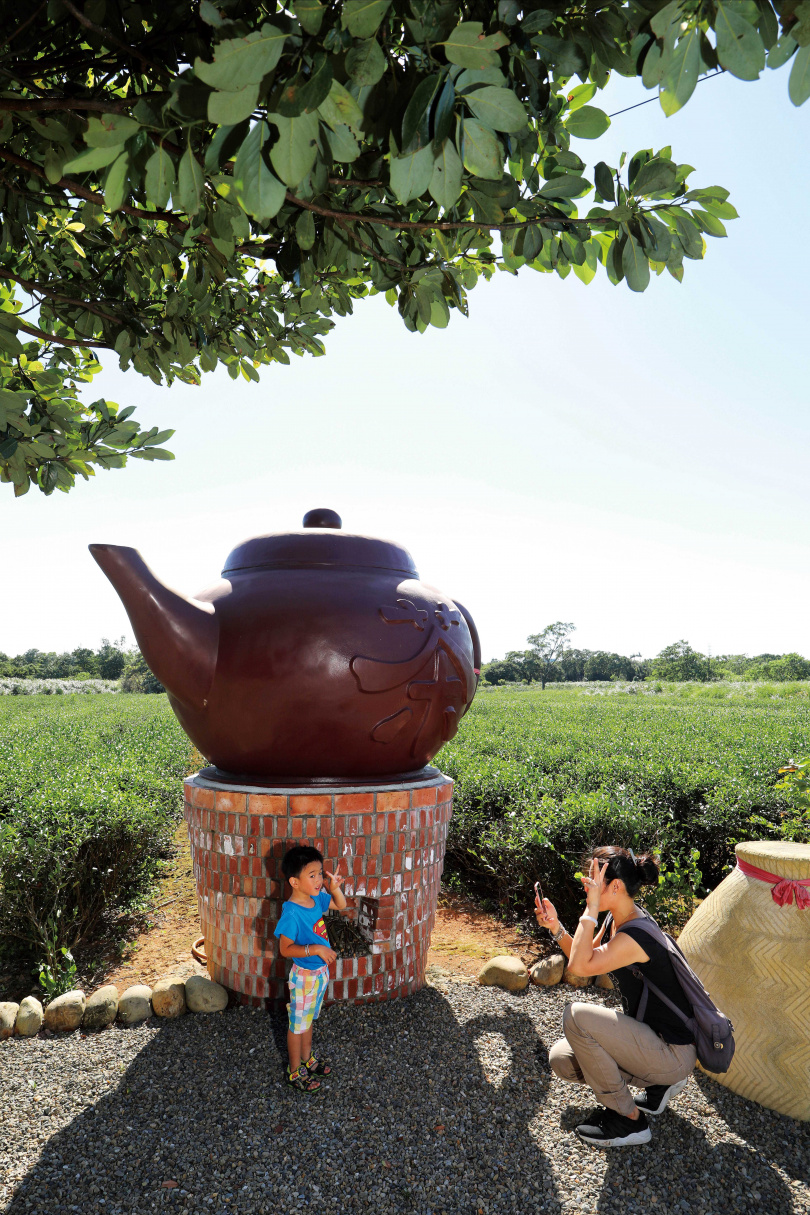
302,508,342,530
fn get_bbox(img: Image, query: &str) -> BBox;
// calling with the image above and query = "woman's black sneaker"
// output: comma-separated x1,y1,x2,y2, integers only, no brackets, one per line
634,1078,688,1116
575,1107,651,1148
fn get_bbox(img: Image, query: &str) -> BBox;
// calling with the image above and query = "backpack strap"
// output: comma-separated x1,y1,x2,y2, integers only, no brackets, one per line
616,916,694,1031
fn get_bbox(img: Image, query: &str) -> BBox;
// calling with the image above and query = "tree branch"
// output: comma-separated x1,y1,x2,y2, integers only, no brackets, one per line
335,218,410,273
14,317,108,348
0,148,267,258
0,269,123,325
286,192,596,233
0,94,165,113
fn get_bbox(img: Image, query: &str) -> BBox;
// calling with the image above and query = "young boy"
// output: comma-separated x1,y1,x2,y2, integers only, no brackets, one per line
274,845,348,1093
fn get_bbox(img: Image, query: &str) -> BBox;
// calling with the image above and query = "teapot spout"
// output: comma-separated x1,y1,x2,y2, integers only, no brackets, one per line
89,544,218,709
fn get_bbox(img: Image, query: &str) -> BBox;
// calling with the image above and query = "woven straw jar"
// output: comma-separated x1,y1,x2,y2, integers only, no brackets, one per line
678,840,810,1120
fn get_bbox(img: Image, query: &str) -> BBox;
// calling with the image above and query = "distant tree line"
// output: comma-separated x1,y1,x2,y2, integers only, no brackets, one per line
0,639,163,692
482,627,810,687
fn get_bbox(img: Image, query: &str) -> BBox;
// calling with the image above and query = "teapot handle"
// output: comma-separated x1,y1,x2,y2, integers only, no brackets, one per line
453,599,481,706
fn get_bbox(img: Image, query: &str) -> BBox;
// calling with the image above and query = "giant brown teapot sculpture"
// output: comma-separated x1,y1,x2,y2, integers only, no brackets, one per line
90,509,480,782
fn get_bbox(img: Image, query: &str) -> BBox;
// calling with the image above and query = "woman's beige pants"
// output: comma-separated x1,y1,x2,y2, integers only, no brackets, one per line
549,1001,697,1118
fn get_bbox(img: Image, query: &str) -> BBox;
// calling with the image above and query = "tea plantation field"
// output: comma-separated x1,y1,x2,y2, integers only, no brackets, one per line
0,694,194,974
437,685,810,924
1,685,808,979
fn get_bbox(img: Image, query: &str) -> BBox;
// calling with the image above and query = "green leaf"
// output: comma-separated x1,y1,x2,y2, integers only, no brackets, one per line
638,214,672,261
566,81,597,111
317,80,365,132
441,22,510,70
792,0,810,46
622,234,650,291
200,0,225,25
341,0,392,38
429,138,463,209
177,147,204,214
458,118,502,180
402,75,442,150
465,86,527,132
670,212,705,259
521,9,554,34
768,32,798,69
275,57,334,116
345,38,387,85
389,143,434,202
294,0,326,35
83,114,141,147
144,146,175,208
268,111,319,187
537,174,589,199
208,82,259,125
789,43,810,103
565,106,610,139
631,157,678,196
63,144,123,174
755,0,779,50
429,298,450,328
650,1,682,39
642,40,666,88
456,66,506,89
692,208,727,236
44,147,66,185
660,29,700,114
324,123,361,162
232,120,287,220
194,24,287,89
594,161,615,203
296,209,316,250
103,154,129,211
715,2,766,80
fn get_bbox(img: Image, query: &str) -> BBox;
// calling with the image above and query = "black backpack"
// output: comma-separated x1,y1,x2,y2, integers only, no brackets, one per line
614,913,736,1075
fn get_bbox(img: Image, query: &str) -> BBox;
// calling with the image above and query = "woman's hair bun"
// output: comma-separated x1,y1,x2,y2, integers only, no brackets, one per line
589,845,659,896
634,852,660,886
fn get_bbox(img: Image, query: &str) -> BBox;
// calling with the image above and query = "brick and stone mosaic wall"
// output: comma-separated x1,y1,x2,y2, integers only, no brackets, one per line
183,772,453,1007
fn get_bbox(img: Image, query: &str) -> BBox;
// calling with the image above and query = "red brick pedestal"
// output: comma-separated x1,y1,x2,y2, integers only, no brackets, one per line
183,770,453,1007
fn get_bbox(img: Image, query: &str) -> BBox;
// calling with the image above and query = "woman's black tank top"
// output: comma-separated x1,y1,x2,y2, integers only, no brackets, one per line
605,913,695,1046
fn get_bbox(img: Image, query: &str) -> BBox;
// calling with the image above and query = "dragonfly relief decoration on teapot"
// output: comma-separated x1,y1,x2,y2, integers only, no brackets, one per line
90,509,481,783
352,597,471,758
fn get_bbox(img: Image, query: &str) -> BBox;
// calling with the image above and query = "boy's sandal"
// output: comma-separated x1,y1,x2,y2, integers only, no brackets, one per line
305,1053,332,1076
286,1065,320,1093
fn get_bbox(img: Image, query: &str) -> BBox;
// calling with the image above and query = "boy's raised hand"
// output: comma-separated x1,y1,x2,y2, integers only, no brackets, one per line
323,865,344,894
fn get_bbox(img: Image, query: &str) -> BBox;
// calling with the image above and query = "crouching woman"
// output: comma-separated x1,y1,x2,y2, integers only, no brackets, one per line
538,847,697,1149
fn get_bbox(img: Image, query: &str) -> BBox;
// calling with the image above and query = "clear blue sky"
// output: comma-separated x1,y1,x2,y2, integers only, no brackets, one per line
2,67,808,663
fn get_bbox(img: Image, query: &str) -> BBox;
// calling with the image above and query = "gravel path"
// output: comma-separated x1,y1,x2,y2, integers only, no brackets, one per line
2,975,808,1215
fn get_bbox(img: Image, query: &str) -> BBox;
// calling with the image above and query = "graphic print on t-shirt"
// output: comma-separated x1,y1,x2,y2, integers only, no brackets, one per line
313,917,328,940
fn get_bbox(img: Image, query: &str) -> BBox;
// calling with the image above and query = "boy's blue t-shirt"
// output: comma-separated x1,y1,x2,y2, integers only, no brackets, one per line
274,889,333,970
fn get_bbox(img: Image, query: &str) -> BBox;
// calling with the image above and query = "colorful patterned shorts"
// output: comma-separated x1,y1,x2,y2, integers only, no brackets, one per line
287,962,330,1034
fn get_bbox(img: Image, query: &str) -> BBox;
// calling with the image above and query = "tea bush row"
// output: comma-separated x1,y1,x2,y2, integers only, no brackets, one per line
0,694,194,977
437,687,810,927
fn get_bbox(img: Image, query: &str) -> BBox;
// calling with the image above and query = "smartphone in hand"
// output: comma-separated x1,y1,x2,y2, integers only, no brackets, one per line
534,880,544,904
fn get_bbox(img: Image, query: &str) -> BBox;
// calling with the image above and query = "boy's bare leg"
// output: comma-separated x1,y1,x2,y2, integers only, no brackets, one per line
287,1025,313,1074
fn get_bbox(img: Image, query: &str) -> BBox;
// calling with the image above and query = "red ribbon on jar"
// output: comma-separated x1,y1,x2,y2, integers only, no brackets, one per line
736,857,810,909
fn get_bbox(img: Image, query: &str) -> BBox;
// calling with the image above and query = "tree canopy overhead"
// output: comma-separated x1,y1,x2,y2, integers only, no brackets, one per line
1,0,806,497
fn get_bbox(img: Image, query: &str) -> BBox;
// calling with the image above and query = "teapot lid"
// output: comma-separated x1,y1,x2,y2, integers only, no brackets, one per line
222,509,419,577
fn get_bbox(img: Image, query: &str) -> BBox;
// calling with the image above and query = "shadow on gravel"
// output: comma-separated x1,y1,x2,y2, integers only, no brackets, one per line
5,987,809,1215
5,986,562,1215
